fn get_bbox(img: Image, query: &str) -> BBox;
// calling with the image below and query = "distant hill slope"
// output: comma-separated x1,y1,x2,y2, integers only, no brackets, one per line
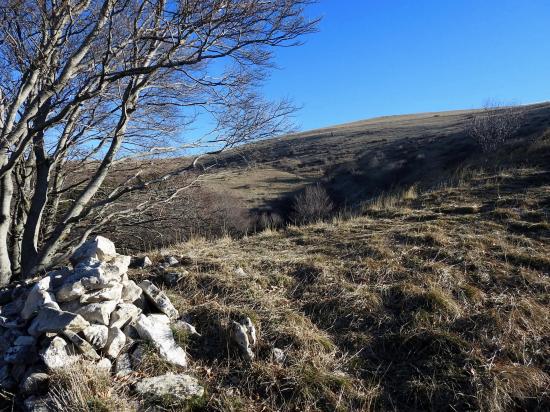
204,102,550,210
104,103,550,251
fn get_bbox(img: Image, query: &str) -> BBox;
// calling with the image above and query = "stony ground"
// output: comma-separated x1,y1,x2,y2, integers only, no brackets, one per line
128,163,549,411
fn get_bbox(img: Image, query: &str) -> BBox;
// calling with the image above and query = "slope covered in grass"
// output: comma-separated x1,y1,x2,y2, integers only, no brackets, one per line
130,161,550,411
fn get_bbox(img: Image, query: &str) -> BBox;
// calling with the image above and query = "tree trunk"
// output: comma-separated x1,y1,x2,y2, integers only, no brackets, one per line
0,152,13,286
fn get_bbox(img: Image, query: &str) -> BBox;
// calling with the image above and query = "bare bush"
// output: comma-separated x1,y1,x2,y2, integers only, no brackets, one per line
468,103,525,152
292,184,333,224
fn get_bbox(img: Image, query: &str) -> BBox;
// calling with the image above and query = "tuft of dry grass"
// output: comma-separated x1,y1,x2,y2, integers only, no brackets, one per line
46,361,133,411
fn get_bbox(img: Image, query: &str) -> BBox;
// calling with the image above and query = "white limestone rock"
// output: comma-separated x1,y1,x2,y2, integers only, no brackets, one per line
96,358,112,372
21,277,56,320
62,330,100,361
104,327,126,359
121,280,143,304
110,303,141,329
28,307,89,337
131,256,152,268
82,324,109,349
138,280,178,320
163,256,179,267
243,317,257,346
272,347,285,364
56,280,85,303
40,337,79,370
80,283,123,304
174,320,200,336
135,314,187,367
71,236,117,264
77,300,118,325
135,373,204,401
231,321,254,360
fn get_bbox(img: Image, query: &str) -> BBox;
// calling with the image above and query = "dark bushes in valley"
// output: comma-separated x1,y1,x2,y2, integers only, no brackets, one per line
291,184,334,224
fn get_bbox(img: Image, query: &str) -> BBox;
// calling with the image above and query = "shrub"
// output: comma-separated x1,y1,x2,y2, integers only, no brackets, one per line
291,184,334,224
468,103,525,153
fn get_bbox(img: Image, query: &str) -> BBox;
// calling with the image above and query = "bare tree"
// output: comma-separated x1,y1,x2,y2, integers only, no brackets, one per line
468,102,525,153
0,0,317,284
292,184,333,224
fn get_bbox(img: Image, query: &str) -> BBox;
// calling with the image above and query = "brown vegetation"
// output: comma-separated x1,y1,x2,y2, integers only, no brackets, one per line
126,151,550,411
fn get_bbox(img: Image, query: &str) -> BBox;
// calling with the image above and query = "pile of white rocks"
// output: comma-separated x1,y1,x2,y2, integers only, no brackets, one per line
0,236,203,410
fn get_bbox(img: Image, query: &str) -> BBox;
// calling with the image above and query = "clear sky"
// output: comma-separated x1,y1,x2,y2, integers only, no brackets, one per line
263,0,550,131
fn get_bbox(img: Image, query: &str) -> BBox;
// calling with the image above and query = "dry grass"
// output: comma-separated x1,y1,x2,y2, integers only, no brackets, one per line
46,361,133,411
125,163,550,411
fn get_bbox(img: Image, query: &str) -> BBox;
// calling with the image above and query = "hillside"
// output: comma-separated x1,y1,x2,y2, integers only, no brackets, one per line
106,103,550,251
123,150,550,411
204,102,550,209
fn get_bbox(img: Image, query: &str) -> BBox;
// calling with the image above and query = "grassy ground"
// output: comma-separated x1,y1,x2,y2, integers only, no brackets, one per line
127,160,549,411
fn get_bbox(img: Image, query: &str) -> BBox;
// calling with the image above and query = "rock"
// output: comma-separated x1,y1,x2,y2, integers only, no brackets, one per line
0,364,15,390
96,358,112,372
23,395,49,412
0,315,23,329
135,314,187,367
174,320,200,336
28,307,89,337
130,344,146,369
112,254,131,274
135,373,204,402
121,280,142,303
80,283,123,304
20,371,49,396
110,303,141,329
4,336,37,364
105,327,126,358
272,348,285,364
0,295,25,317
77,300,118,325
0,287,12,305
234,267,247,277
83,324,109,349
131,256,152,268
122,323,140,341
114,352,132,377
63,330,100,360
243,317,257,346
163,256,179,267
71,236,117,264
162,271,182,287
58,299,82,314
231,321,254,360
138,280,178,320
55,281,85,302
21,278,56,320
40,337,79,370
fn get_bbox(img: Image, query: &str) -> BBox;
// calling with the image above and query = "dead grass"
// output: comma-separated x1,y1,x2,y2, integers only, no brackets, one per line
125,164,550,411
47,361,133,411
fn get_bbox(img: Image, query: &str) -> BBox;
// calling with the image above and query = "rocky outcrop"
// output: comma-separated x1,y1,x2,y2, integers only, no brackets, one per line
0,236,203,409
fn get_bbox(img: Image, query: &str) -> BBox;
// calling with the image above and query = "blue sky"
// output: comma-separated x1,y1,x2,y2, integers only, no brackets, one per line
264,0,550,131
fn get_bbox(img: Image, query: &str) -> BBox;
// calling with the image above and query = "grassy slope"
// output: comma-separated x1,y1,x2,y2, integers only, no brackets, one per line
205,103,550,209
129,145,550,411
